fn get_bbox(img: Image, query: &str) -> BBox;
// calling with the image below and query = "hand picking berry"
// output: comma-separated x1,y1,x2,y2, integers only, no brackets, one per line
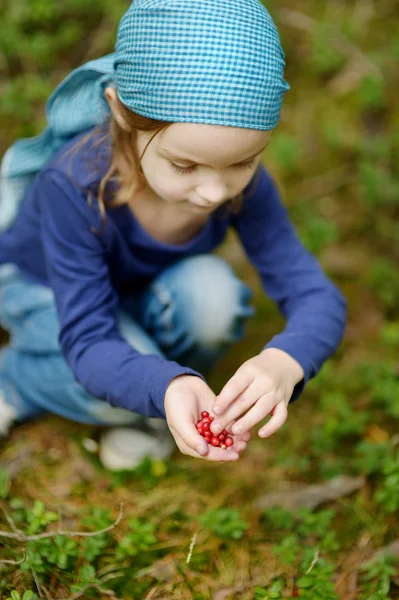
196,411,234,449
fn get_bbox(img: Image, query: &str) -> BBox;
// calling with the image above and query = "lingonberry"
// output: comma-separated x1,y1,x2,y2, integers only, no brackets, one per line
196,414,235,450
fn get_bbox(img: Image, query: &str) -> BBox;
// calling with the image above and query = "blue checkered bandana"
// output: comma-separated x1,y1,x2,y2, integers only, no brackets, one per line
115,0,290,130
0,0,289,230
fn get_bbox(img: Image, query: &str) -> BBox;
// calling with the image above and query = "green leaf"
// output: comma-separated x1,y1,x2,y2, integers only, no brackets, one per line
0,467,10,498
297,575,315,589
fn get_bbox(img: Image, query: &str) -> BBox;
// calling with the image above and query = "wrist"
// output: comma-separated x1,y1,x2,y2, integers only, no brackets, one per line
164,374,200,408
259,347,304,385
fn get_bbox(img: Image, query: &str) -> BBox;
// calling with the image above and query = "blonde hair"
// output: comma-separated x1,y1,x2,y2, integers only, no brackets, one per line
66,95,248,231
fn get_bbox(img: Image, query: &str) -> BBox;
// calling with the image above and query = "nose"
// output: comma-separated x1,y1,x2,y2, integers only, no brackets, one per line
196,179,227,205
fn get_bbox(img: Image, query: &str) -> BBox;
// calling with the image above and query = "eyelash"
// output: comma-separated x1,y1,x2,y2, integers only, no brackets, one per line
169,159,256,175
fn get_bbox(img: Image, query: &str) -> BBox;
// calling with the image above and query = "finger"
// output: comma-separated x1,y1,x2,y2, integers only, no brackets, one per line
171,426,240,462
231,393,276,435
214,423,252,442
239,430,252,442
258,402,288,438
212,368,254,415
234,440,247,454
170,424,209,458
211,417,240,437
210,382,265,435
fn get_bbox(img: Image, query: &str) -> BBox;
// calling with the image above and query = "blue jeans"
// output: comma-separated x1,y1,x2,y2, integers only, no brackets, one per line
0,255,254,426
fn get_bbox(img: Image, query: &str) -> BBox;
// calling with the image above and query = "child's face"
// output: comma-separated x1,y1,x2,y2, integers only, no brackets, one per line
136,122,271,214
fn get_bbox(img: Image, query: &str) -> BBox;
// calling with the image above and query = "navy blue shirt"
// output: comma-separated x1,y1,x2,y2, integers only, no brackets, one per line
0,129,346,418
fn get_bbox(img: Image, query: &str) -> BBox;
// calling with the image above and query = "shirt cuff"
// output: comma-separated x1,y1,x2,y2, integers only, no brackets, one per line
150,363,206,418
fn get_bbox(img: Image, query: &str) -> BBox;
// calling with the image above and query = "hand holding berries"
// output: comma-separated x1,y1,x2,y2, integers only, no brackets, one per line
210,348,304,439
164,375,251,461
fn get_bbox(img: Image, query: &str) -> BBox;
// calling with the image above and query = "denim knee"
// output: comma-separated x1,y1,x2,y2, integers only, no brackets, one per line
140,255,255,363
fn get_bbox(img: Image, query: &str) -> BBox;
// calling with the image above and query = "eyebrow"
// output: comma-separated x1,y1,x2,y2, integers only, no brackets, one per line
160,143,269,167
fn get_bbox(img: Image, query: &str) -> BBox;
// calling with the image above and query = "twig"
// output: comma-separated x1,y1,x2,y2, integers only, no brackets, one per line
305,549,320,574
53,583,121,600
186,531,199,564
31,567,44,599
0,550,26,565
0,503,124,541
1,507,24,536
144,586,159,600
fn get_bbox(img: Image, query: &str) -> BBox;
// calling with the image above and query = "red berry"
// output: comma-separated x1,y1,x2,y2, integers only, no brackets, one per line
225,437,233,447
218,434,226,442
209,416,214,421
221,429,228,436
210,437,220,447
201,411,209,418
202,421,210,432
201,417,211,424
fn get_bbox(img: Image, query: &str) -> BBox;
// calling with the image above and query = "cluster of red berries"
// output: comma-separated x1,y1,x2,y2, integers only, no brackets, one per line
196,411,234,449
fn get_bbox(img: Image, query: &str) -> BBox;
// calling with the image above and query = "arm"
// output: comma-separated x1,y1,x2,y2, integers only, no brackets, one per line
232,165,347,399
208,165,347,439
38,169,204,418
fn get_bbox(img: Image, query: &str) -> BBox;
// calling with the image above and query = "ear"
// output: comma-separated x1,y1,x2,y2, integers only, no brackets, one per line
104,87,131,132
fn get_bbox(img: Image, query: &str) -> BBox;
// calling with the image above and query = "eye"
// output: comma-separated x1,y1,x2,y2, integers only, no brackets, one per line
168,158,256,175
236,159,256,170
169,162,197,175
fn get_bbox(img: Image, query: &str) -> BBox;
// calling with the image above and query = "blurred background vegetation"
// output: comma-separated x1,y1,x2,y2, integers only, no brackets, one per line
0,0,398,598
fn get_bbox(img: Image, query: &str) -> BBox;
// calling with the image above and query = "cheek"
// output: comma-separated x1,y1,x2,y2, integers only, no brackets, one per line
142,160,192,200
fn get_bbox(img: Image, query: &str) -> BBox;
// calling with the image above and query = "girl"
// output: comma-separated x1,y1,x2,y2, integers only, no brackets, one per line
0,0,346,470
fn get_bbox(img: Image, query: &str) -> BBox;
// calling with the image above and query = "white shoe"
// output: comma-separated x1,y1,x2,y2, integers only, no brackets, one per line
0,390,17,437
99,421,175,471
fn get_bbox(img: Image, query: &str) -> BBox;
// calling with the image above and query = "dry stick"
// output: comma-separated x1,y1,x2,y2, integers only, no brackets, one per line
31,567,45,600
1,507,24,536
305,549,320,575
0,550,26,565
0,506,125,600
53,583,121,600
186,531,199,564
0,503,124,541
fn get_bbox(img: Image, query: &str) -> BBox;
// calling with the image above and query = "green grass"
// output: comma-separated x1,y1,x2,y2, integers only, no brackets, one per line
0,0,398,598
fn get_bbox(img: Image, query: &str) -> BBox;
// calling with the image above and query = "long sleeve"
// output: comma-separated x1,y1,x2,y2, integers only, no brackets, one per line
233,166,347,401
38,169,203,418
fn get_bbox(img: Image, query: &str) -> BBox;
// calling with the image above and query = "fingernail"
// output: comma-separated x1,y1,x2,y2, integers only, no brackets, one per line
233,425,243,434
197,445,207,456
213,406,222,414
212,424,221,434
